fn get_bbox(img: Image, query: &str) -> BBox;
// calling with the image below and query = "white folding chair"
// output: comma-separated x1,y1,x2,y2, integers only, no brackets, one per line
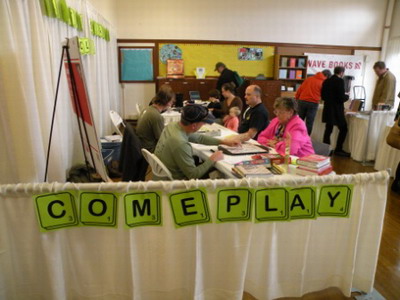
109,110,125,136
141,149,173,180
136,103,144,116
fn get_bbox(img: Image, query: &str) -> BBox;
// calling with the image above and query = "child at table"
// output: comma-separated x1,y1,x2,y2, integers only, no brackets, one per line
224,106,241,132
207,89,222,119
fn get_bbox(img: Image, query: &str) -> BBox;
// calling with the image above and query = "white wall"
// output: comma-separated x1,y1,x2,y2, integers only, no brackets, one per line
121,83,156,119
88,0,117,27
116,0,387,47
93,0,389,117
390,0,400,39
354,50,380,111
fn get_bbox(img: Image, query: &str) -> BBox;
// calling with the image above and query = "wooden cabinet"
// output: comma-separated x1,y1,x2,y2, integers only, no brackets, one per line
249,80,282,118
156,78,218,100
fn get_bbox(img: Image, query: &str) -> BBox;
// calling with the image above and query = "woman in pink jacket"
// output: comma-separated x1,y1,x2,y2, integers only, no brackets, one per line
257,97,314,158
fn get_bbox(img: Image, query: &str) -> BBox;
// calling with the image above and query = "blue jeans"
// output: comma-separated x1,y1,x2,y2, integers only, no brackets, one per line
297,100,319,135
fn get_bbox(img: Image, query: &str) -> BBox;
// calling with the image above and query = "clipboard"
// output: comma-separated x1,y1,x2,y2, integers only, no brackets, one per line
218,144,270,155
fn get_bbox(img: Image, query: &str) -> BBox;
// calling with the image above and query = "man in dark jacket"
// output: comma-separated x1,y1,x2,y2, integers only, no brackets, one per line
321,66,350,157
215,62,237,92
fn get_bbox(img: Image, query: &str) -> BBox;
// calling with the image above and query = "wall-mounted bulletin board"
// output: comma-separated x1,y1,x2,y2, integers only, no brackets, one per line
158,43,275,78
119,47,156,82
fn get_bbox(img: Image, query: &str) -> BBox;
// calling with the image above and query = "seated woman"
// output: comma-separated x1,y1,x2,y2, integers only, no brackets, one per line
136,84,175,152
207,89,222,118
257,97,314,158
213,82,243,121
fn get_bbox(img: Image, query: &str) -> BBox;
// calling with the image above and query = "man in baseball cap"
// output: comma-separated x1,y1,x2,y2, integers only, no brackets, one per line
215,62,237,92
154,105,241,180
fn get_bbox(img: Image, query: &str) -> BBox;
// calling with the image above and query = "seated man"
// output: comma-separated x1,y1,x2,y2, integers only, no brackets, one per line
154,105,240,180
136,84,175,152
238,85,269,140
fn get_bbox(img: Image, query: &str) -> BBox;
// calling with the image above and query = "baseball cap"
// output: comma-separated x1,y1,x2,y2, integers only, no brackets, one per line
181,105,215,124
215,62,225,71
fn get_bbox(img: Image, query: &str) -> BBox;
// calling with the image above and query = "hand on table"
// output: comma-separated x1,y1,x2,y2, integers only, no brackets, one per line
221,136,242,147
210,150,224,162
267,139,278,147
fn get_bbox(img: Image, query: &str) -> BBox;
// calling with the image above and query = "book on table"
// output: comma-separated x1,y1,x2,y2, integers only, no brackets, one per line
238,158,271,168
218,143,269,155
252,153,287,164
233,164,273,178
297,154,330,168
296,165,333,176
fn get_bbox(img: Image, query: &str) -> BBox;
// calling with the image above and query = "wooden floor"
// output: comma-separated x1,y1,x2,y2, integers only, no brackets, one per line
331,156,400,300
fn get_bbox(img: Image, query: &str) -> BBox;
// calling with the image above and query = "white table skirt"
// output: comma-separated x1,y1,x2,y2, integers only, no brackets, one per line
311,105,395,161
374,125,400,177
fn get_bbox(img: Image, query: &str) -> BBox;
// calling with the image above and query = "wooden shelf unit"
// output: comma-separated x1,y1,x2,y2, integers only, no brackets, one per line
274,55,308,95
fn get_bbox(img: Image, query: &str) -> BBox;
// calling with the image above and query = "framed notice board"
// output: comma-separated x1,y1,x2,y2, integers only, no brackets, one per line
119,47,155,82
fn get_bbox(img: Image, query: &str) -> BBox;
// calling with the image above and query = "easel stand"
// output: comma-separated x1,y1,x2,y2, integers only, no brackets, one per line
44,40,99,182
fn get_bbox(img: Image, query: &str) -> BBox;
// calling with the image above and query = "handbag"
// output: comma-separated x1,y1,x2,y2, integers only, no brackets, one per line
386,119,400,150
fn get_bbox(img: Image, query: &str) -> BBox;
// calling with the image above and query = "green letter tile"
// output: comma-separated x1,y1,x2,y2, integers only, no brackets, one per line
318,185,353,217
124,192,162,228
169,189,211,228
216,188,252,223
255,188,290,222
34,192,78,232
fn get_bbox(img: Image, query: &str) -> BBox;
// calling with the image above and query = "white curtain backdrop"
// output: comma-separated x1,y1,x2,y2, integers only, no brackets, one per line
0,172,389,299
385,37,400,111
0,0,119,184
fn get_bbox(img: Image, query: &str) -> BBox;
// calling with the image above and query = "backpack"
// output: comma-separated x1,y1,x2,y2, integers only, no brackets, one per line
233,71,244,87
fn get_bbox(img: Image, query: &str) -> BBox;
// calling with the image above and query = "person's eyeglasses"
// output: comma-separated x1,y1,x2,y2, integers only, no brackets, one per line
274,109,289,115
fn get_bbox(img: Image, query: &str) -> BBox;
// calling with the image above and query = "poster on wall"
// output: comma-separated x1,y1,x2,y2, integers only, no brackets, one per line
160,44,183,64
238,47,263,60
305,53,365,79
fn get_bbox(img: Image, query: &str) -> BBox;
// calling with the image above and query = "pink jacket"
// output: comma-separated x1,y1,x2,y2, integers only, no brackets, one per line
257,115,314,157
224,116,239,132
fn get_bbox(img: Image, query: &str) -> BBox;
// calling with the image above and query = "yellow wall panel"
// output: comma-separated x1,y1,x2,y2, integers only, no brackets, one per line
159,43,275,78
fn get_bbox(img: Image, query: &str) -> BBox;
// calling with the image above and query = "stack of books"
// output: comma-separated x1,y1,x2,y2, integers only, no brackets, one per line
296,154,332,176
232,158,273,178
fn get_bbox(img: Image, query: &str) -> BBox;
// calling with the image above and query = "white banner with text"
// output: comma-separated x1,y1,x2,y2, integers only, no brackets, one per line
306,53,365,81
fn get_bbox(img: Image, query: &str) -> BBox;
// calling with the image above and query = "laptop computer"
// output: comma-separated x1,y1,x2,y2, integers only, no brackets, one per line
189,91,201,102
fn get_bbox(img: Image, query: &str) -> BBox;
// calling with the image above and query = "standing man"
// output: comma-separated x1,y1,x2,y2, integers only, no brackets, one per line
296,69,331,135
238,85,269,140
321,66,350,157
215,62,237,92
372,61,396,110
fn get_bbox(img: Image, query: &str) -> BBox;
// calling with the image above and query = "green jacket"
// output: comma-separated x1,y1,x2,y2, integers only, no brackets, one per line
154,122,220,179
136,106,164,152
372,70,396,107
